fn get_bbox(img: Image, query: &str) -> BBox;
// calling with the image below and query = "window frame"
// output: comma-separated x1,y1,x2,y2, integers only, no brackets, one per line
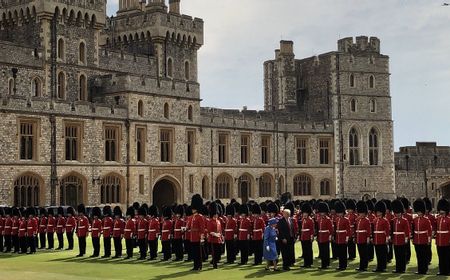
136,125,146,163
64,121,83,161
261,135,271,165
240,134,251,164
319,138,331,165
186,129,195,164
295,137,308,165
218,132,229,164
103,124,121,162
159,127,174,163
18,119,39,161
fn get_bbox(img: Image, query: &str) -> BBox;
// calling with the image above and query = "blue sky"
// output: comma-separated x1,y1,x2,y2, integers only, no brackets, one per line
107,0,450,150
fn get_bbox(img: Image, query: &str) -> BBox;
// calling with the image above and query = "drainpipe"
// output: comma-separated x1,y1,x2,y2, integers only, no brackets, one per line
125,119,130,207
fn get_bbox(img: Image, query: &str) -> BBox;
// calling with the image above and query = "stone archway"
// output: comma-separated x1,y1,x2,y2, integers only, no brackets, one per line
153,177,178,210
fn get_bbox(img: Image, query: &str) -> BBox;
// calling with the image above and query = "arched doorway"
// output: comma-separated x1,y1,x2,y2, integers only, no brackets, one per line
238,174,253,204
153,178,178,210
60,174,84,207
441,183,450,199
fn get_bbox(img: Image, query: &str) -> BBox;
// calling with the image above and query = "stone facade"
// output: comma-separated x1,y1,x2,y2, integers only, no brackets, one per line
0,0,395,208
395,142,450,208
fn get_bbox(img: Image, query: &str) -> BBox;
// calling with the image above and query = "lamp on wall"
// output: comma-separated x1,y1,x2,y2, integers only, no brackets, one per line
92,176,101,185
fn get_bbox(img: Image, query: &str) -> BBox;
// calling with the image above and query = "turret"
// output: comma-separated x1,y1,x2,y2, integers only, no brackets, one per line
337,36,380,53
169,0,181,14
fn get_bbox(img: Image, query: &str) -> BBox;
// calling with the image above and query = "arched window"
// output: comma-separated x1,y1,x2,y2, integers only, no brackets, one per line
259,174,272,197
79,41,86,63
369,75,375,88
8,78,14,95
349,74,355,87
137,100,143,117
13,174,40,207
167,57,173,78
320,180,331,196
370,99,377,113
184,61,190,80
57,38,65,60
163,103,169,119
369,128,379,166
57,72,65,99
31,77,42,97
350,99,357,112
349,128,359,165
238,174,252,199
293,174,312,196
215,174,231,199
60,174,84,206
188,105,193,121
79,74,87,101
201,176,209,199
100,174,122,204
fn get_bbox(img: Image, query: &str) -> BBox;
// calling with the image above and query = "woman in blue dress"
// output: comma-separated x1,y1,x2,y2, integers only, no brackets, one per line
263,218,279,271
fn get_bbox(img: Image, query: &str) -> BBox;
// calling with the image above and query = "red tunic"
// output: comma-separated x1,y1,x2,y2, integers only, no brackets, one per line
392,216,410,246
413,216,432,245
184,215,192,241
334,216,351,244
4,217,12,235
136,217,148,240
0,217,4,235
112,218,125,238
27,217,38,236
56,217,66,234
373,217,390,245
91,218,102,238
102,217,113,238
300,216,314,241
238,217,251,241
317,216,333,243
403,213,413,237
426,214,437,232
346,212,357,237
39,216,47,234
11,217,19,236
65,216,76,233
76,215,90,237
207,218,223,244
224,216,237,241
46,216,56,233
161,219,173,241
252,216,265,241
124,218,136,239
18,218,27,237
355,217,371,244
436,215,450,247
147,218,160,241
189,213,205,243
173,217,185,240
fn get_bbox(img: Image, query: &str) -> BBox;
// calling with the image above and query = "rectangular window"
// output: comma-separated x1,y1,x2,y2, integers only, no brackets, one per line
139,175,144,195
218,133,229,164
189,175,194,193
261,135,270,164
187,130,195,163
136,127,146,162
319,138,330,165
160,129,173,162
104,125,119,162
65,123,81,161
296,138,308,165
19,121,37,160
241,134,250,164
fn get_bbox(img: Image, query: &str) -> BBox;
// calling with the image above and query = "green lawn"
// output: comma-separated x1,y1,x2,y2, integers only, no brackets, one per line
0,240,443,280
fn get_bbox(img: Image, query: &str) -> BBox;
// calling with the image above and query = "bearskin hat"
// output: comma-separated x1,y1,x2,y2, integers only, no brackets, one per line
366,200,375,212
209,202,219,218
4,207,11,216
191,194,203,211
40,207,47,216
400,197,410,210
47,207,55,216
132,202,140,210
185,206,192,216
92,207,102,218
225,204,235,216
126,206,134,217
19,208,25,217
317,202,330,214
233,202,240,213
67,207,75,216
423,197,432,212
103,205,112,217
383,200,392,212
163,206,173,219
334,200,346,214
27,207,36,217
375,201,386,215
301,202,312,214
0,207,4,217
260,202,267,212
57,206,64,216
284,202,295,216
437,198,450,214
148,205,158,217
113,206,122,217
413,199,426,214
267,202,279,214
252,203,261,215
346,199,356,211
356,200,368,214
239,204,249,216
77,204,86,214
175,204,184,216
392,199,405,214
138,206,147,216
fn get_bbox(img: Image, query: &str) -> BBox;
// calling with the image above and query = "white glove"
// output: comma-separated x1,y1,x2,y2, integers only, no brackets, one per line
266,246,270,251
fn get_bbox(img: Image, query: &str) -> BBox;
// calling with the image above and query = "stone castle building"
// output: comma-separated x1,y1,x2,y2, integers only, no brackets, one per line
0,0,395,209
395,142,450,208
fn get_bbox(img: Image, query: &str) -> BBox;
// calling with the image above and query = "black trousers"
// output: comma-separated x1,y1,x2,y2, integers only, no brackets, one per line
172,239,183,260
137,239,147,259
0,234,3,252
252,240,263,265
387,241,393,262
103,236,111,257
225,240,236,262
66,232,74,249
348,238,356,259
414,244,429,274
125,238,133,258
280,240,294,268
331,240,337,258
12,235,19,252
336,243,348,269
183,239,191,260
210,243,221,267
4,235,11,252
92,237,100,256
238,240,249,264
39,232,46,249
301,240,313,266
161,240,172,260
78,236,86,255
318,242,330,268
47,232,54,249
27,236,36,253
57,233,64,249
357,243,369,270
405,240,411,263
394,245,406,272
437,246,450,275
19,236,27,253
367,242,374,261
375,244,387,270
113,237,122,257
202,242,208,261
148,239,158,259
191,242,202,270
426,244,432,264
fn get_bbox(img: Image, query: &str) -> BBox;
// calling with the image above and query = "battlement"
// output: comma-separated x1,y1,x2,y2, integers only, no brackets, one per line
337,36,380,53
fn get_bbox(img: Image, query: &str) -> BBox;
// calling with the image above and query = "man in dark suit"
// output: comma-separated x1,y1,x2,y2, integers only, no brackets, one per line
277,208,295,270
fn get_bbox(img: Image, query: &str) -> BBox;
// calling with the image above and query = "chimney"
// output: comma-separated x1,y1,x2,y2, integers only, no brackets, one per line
280,40,294,55
169,0,180,14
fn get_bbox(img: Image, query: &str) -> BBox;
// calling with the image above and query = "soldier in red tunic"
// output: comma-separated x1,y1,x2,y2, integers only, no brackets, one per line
173,205,185,261
11,207,20,253
46,208,56,250
56,207,66,250
147,205,160,260
317,202,333,269
299,202,314,268
355,200,371,271
383,200,394,263
391,199,410,273
0,207,4,252
345,200,357,261
18,208,27,253
372,201,390,272
124,206,136,259
25,207,37,254
190,194,206,271
224,203,237,264
334,200,351,270
238,204,251,265
101,205,113,258
136,206,148,260
401,197,413,263
38,207,47,249
90,207,102,257
423,197,435,265
3,207,12,253
161,206,173,261
112,206,124,258
412,199,432,275
76,204,90,257
436,198,450,276
366,200,376,262
252,204,265,266
65,207,76,250
183,206,192,262
207,202,223,269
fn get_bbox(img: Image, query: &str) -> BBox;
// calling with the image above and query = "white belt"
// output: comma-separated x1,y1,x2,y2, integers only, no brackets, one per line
356,230,366,233
393,232,405,235
113,228,121,230
301,229,310,232
78,226,85,229
27,227,33,229
12,227,18,229
19,229,26,231
239,229,248,232
225,229,234,232
103,227,110,229
162,230,170,233
57,226,63,227
336,230,347,233
174,229,182,232
138,229,146,232
92,228,99,230
437,231,449,234
374,231,385,234
124,229,132,231
319,230,329,233
5,226,11,228
39,225,46,227
415,231,428,234
350,225,355,228
149,230,156,232
253,229,263,232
